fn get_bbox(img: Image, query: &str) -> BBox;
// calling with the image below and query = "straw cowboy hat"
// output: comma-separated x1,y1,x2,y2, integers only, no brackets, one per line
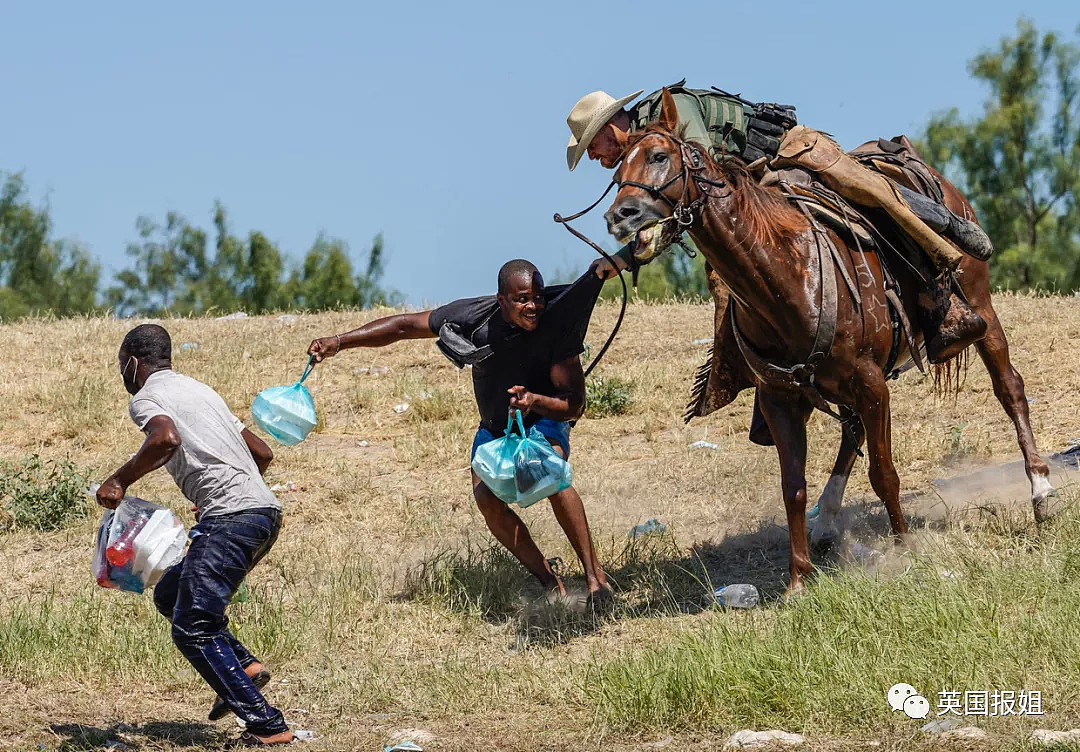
565,88,644,171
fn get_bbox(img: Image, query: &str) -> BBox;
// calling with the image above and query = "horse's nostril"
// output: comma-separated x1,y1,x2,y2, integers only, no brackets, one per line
617,205,640,220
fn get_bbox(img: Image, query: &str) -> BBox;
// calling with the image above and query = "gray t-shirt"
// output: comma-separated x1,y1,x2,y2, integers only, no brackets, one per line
128,370,280,518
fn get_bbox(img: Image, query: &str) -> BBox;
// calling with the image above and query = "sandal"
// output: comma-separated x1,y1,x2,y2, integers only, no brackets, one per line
231,731,296,747
209,670,272,721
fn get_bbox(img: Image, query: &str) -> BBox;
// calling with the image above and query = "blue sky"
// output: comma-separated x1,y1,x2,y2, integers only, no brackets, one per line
2,1,1075,307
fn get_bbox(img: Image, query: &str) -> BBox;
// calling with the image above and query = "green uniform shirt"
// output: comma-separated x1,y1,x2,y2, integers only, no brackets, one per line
628,87,750,159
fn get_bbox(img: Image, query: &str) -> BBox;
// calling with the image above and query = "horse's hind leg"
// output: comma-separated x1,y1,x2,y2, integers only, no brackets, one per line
969,300,1054,520
855,364,908,537
810,407,866,546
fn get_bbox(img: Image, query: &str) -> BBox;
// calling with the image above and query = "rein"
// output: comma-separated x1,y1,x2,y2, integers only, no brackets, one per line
553,184,627,379
552,132,727,379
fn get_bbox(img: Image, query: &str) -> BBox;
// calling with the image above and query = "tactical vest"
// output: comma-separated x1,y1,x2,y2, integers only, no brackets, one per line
631,79,798,164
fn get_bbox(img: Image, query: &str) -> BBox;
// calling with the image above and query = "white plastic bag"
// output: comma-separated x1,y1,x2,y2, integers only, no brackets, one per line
91,491,187,593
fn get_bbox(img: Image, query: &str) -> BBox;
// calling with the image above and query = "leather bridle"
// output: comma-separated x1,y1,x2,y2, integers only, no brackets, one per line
614,130,732,233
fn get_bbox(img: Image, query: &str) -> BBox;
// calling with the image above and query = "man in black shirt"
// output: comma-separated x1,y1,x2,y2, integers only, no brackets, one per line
307,260,611,604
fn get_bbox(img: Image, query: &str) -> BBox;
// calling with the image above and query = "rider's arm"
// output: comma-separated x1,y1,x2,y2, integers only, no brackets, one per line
672,93,711,152
308,312,435,361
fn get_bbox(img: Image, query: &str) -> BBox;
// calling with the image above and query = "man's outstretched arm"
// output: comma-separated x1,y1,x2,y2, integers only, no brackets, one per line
308,311,435,361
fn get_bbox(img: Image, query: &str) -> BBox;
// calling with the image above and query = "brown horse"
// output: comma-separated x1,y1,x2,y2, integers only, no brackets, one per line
604,89,1053,594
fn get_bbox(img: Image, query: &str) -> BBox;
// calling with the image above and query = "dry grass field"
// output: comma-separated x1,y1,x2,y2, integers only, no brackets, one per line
2,294,1080,752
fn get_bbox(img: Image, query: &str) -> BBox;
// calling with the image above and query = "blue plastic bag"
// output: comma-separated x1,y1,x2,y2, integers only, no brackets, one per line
471,412,522,503
472,411,573,508
252,357,318,446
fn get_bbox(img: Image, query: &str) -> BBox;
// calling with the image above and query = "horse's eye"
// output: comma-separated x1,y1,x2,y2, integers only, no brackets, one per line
652,153,668,164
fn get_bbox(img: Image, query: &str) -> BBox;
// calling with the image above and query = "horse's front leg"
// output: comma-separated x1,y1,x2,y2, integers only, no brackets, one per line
811,406,865,548
757,389,814,595
853,362,908,538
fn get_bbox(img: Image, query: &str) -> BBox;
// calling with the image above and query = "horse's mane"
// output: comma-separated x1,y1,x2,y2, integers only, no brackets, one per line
624,124,809,253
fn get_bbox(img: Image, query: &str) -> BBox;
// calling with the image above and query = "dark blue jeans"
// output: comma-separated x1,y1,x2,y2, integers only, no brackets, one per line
153,507,287,736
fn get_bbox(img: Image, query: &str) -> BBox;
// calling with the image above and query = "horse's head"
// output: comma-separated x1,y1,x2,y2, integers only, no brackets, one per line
604,88,707,262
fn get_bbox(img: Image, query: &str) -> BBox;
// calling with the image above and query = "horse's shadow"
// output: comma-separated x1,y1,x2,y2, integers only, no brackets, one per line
49,721,219,751
399,499,943,649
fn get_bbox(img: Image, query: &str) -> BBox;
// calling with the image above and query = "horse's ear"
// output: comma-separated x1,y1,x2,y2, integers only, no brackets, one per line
613,123,629,150
658,88,679,133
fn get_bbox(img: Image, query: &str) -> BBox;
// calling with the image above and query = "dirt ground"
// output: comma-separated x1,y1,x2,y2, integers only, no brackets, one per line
2,293,1079,751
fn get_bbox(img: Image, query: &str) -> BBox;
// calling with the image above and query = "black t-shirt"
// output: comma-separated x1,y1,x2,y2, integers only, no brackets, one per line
429,276,600,434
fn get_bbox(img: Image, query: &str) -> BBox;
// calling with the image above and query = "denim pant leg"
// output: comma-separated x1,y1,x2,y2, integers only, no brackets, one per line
154,546,260,669
170,510,287,736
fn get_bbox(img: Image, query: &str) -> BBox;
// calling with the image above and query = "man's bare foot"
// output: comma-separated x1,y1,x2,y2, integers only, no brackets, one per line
254,731,294,744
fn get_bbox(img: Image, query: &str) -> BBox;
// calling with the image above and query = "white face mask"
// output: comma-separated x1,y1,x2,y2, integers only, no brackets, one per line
122,355,140,395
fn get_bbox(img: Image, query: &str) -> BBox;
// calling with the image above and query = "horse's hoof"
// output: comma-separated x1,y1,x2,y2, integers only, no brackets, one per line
892,533,916,552
1032,483,1060,523
782,581,806,601
1033,499,1057,524
810,532,838,557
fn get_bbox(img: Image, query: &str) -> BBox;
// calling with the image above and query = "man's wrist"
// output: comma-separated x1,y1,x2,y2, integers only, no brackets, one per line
110,466,134,490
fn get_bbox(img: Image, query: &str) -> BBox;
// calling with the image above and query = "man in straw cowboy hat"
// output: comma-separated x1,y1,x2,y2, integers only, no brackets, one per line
566,82,794,441
565,82,996,426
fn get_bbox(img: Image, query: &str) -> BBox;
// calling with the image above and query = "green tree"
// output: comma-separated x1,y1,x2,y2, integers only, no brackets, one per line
922,19,1080,291
246,230,285,313
355,233,402,308
110,205,400,316
202,201,248,314
291,234,358,310
599,237,709,301
107,212,209,316
0,172,101,319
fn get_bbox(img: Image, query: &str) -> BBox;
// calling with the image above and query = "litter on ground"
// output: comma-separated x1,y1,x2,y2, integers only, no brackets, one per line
629,519,668,538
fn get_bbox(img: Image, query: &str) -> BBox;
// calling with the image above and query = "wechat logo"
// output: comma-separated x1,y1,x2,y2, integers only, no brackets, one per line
889,683,930,719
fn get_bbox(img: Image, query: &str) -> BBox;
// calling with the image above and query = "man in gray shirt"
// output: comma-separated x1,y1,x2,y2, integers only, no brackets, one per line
96,324,294,747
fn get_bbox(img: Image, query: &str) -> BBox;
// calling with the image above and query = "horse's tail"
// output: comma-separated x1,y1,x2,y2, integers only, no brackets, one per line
931,346,971,397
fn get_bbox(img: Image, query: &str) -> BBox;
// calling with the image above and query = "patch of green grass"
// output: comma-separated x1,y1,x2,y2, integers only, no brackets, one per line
0,455,92,532
583,505,1080,735
403,544,531,620
585,376,635,418
0,589,181,683
0,554,383,685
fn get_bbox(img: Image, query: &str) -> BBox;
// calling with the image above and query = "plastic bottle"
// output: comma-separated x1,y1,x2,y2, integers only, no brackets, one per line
713,584,760,609
628,519,668,538
106,512,151,566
